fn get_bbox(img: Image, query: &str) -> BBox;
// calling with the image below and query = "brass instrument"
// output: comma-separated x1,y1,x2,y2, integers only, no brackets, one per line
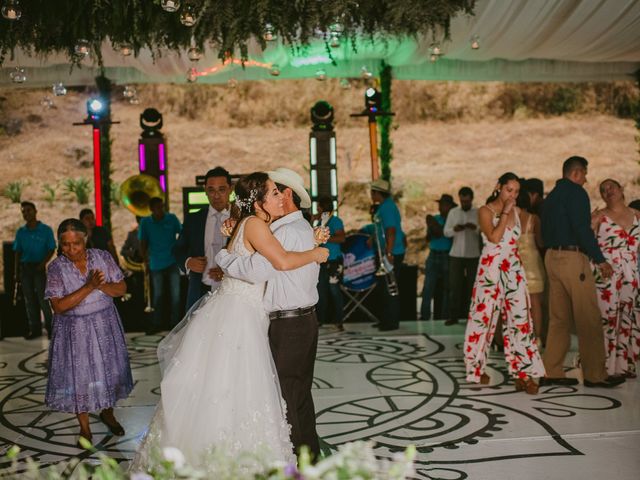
120,174,163,311
12,277,21,306
371,205,399,297
120,174,164,217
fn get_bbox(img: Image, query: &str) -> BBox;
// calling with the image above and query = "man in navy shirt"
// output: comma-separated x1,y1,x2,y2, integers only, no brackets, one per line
140,197,182,333
541,156,623,388
13,201,56,339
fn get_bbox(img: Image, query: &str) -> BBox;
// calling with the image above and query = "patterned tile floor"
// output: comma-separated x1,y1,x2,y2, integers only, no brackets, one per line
0,321,639,479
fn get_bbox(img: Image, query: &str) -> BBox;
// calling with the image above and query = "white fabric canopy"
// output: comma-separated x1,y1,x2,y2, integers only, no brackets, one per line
2,0,639,86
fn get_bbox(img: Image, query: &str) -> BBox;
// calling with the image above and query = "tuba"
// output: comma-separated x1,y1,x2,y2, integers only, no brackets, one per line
120,174,164,312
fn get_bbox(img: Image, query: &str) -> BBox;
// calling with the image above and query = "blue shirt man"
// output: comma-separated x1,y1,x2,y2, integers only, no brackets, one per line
374,196,406,256
323,215,345,260
13,201,55,338
139,197,183,331
139,210,182,271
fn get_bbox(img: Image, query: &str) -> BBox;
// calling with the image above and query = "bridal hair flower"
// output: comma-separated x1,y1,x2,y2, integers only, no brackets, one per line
235,188,258,211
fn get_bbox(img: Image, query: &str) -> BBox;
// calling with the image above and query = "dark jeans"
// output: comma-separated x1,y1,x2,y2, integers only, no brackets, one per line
448,256,479,322
150,264,181,329
317,259,344,326
269,310,320,458
420,250,449,320
378,254,404,329
20,263,52,335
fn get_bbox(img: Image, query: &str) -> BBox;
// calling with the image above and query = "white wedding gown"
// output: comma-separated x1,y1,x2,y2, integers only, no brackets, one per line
130,218,294,473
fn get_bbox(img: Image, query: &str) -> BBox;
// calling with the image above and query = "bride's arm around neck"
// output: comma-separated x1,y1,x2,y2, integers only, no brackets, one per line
243,216,326,271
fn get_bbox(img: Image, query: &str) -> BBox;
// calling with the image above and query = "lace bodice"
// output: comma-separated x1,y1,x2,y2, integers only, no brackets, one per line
217,217,265,300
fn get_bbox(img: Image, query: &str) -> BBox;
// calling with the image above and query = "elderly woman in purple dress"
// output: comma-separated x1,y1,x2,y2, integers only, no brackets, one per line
45,218,133,445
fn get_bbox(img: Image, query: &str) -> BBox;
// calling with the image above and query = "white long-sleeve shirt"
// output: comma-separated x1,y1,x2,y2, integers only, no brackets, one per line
215,211,320,312
443,206,480,258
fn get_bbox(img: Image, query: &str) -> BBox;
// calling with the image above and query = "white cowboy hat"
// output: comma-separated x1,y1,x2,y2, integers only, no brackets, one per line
268,167,312,208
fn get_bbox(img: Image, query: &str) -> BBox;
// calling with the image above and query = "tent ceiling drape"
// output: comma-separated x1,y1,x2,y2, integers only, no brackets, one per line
2,0,640,86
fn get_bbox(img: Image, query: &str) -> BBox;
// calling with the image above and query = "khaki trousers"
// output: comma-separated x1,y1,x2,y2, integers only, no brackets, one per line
544,250,607,382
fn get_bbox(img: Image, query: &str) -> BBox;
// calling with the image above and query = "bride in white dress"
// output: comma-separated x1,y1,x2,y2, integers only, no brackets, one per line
131,172,329,473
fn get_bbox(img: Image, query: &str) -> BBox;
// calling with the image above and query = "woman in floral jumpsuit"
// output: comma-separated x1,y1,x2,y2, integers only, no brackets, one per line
464,173,545,394
592,179,640,378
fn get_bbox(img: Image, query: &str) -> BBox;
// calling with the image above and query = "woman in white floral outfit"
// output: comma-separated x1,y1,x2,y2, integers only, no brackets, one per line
463,173,545,394
592,179,640,378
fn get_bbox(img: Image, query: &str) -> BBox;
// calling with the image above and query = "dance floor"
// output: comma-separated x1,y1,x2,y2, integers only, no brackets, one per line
0,321,638,479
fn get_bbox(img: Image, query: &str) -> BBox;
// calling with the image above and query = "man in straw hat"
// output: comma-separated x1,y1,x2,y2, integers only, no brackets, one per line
216,167,322,459
369,178,406,331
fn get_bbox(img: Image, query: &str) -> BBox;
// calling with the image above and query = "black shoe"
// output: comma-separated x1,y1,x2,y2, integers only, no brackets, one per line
378,325,399,332
539,377,579,386
99,412,125,436
444,319,458,326
584,376,626,388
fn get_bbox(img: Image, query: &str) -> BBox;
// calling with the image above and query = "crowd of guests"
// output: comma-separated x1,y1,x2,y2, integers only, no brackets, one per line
421,156,639,392
5,156,637,442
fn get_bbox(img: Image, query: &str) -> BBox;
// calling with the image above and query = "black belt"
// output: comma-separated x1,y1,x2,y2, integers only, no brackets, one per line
549,245,583,253
269,306,315,320
430,250,449,255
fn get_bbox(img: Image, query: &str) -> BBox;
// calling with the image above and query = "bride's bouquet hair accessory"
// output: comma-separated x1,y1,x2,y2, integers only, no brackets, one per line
235,188,258,212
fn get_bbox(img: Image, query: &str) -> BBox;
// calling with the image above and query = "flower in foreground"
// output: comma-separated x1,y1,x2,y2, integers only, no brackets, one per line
162,446,186,469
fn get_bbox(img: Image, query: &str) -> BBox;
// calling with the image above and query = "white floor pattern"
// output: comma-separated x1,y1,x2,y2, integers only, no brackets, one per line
0,321,639,479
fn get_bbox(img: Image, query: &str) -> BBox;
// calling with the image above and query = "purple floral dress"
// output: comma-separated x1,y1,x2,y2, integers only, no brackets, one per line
45,249,133,413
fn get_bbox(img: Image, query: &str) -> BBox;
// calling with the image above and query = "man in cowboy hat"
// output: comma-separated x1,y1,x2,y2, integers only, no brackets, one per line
216,167,322,459
370,178,406,331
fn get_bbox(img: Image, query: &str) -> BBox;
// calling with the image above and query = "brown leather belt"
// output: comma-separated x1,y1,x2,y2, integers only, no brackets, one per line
549,245,582,253
269,306,316,320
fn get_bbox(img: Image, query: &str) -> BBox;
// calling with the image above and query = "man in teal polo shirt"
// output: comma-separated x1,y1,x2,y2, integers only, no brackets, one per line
140,197,182,333
13,201,56,339
370,179,406,331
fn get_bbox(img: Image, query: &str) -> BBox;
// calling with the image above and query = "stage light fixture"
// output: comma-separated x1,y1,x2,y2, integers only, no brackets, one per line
364,87,381,113
87,97,106,121
310,101,334,132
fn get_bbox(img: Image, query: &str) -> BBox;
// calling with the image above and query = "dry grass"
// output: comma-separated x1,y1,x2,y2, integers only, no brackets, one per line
0,82,638,290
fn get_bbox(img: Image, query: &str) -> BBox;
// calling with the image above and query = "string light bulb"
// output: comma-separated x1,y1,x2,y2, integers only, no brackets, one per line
1,0,21,20
160,0,180,12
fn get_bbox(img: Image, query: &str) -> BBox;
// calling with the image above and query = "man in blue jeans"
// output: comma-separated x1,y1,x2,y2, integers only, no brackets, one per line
420,194,455,320
13,201,56,339
140,197,182,333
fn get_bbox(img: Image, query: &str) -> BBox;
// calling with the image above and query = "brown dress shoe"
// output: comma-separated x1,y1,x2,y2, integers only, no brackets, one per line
515,377,539,395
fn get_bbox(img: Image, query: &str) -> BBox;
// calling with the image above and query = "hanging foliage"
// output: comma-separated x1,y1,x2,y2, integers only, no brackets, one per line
378,60,393,181
0,0,475,65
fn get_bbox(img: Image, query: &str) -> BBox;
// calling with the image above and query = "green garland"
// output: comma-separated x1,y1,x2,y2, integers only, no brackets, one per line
378,60,393,181
0,0,475,64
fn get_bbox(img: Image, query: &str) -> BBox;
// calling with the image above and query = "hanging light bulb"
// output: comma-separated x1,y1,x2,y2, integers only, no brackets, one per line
129,95,140,105
119,42,134,56
430,53,438,63
74,39,90,58
430,42,442,56
180,3,197,26
329,32,341,48
52,82,67,96
1,0,21,20
329,22,344,35
160,0,181,12
360,66,372,79
123,85,136,99
227,78,238,89
315,69,327,81
263,23,277,42
186,67,198,83
269,64,281,77
40,96,54,109
313,28,327,40
340,78,351,89
9,67,26,83
470,35,480,50
187,46,202,61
